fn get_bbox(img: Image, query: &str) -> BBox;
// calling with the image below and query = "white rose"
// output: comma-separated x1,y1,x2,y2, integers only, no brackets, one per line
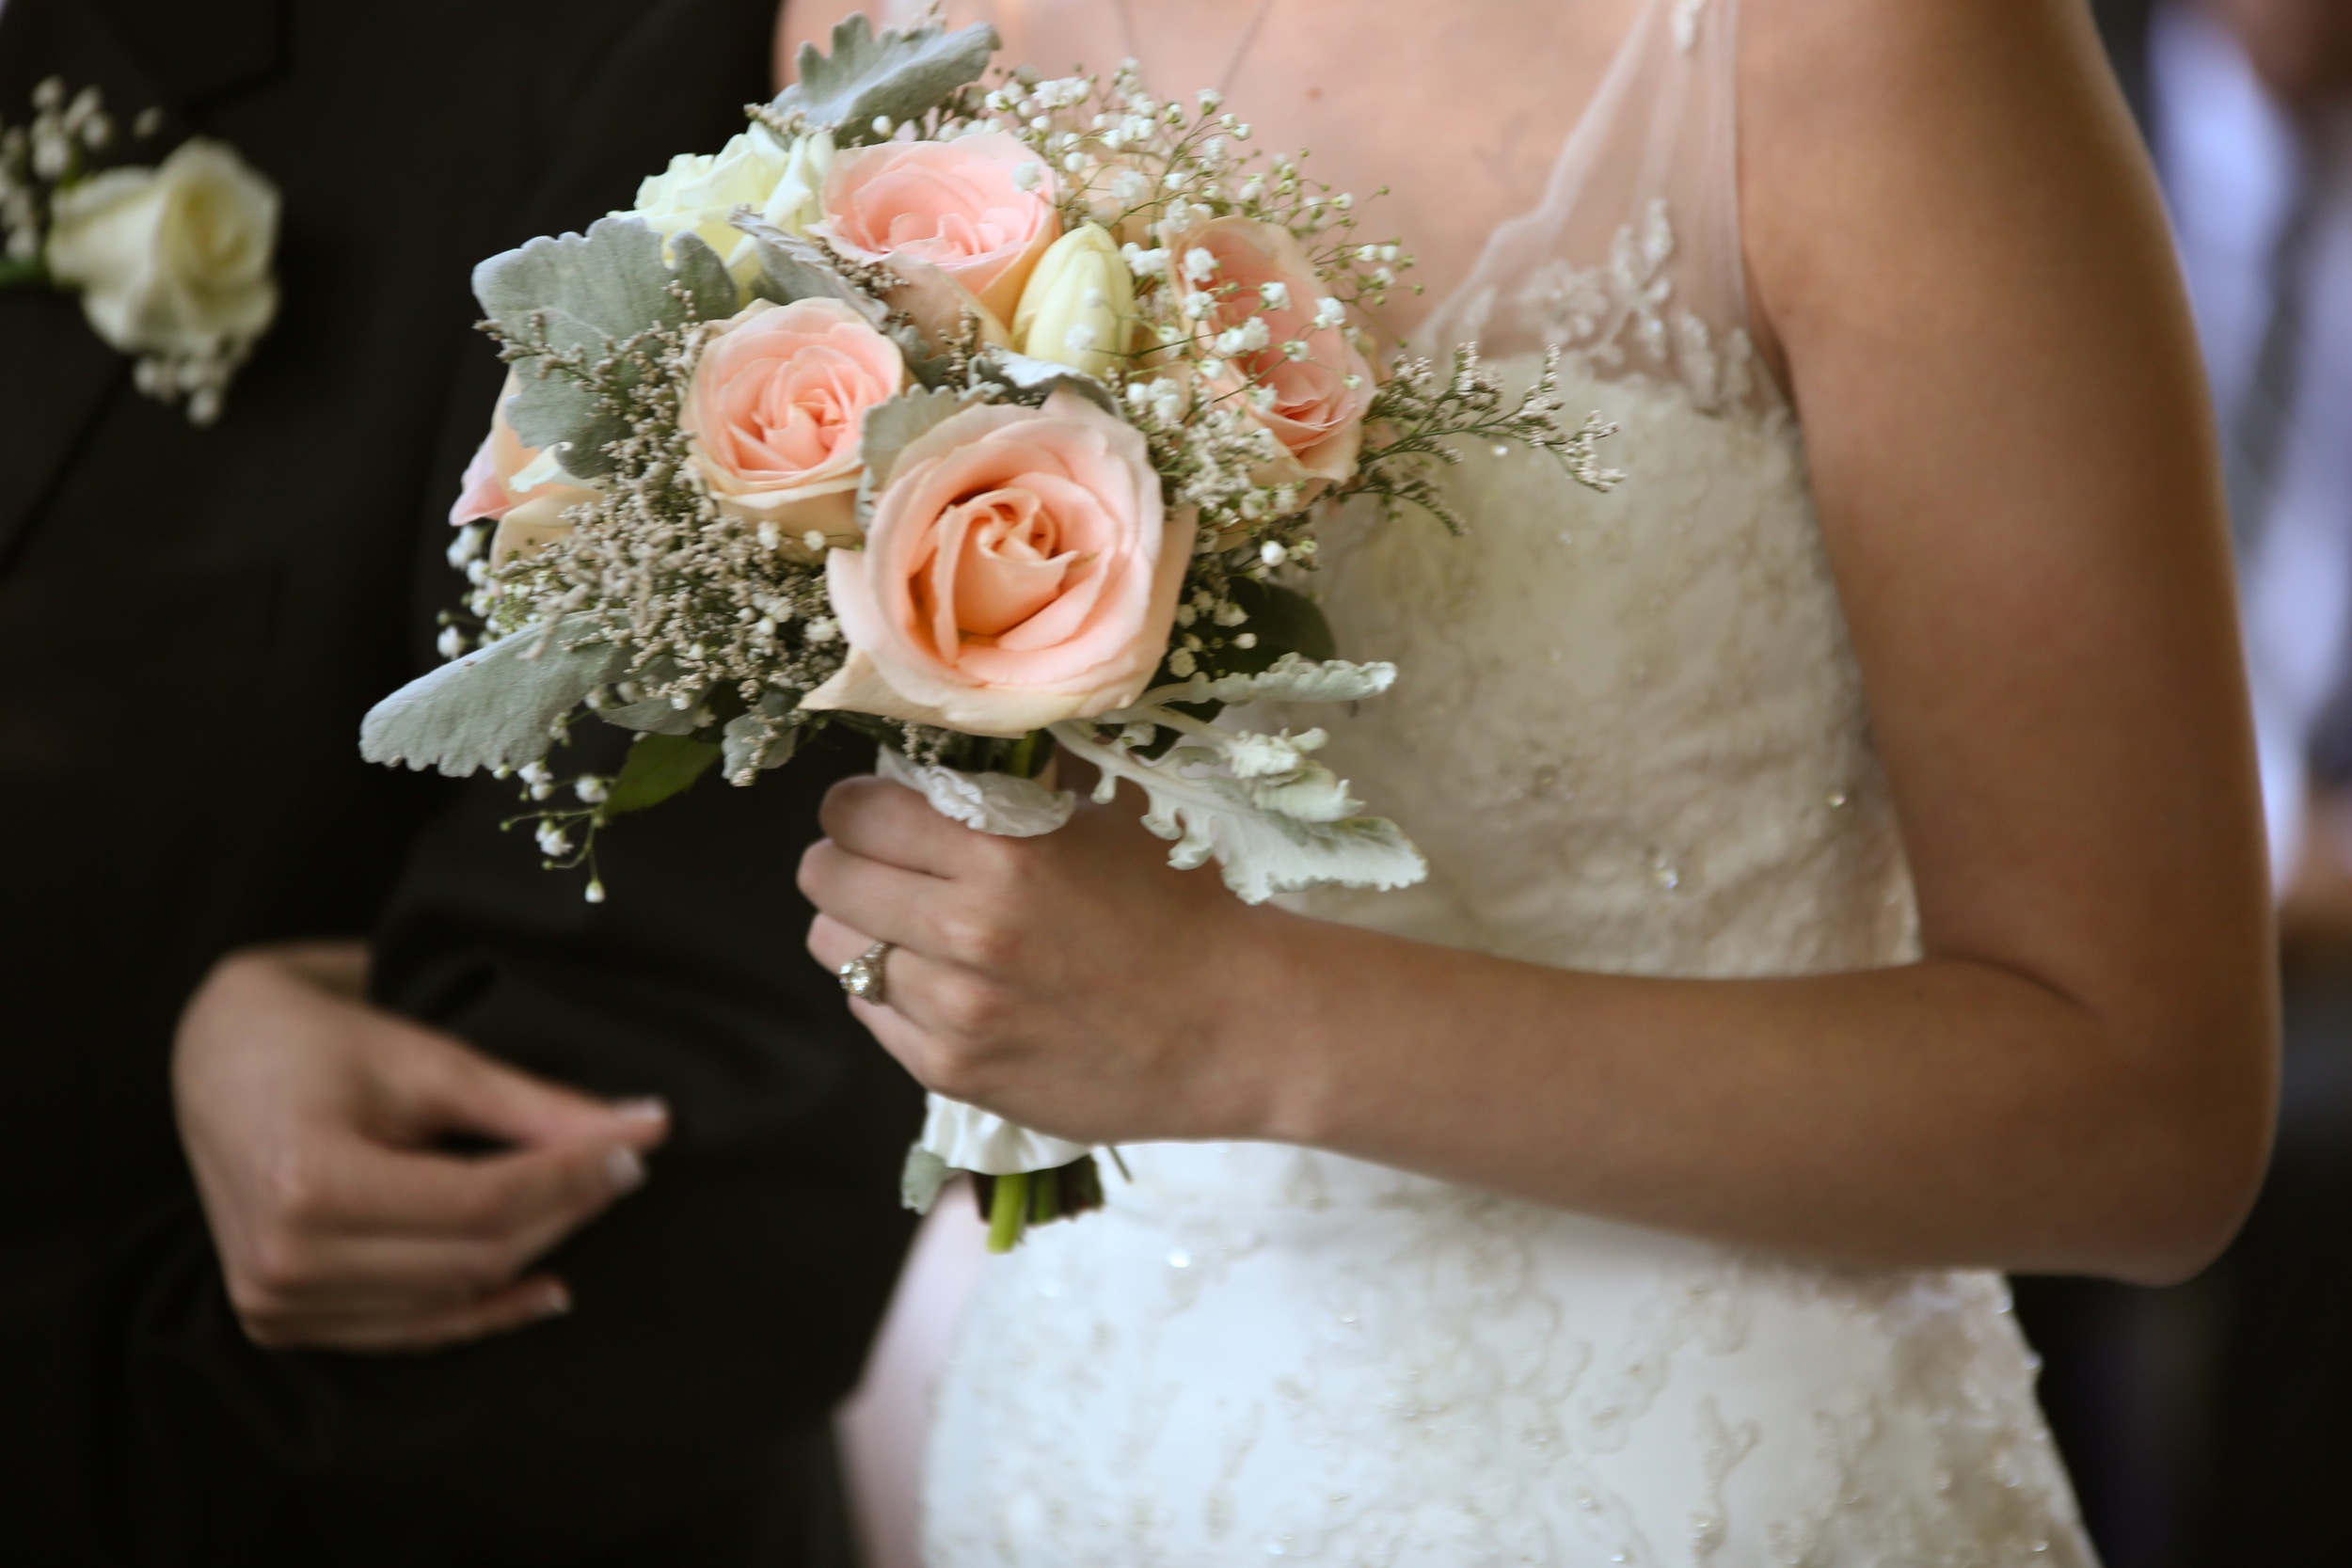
1011,222,1135,380
623,125,834,291
45,136,278,364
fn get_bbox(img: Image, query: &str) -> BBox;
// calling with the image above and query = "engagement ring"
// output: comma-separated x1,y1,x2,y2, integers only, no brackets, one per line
837,941,894,1005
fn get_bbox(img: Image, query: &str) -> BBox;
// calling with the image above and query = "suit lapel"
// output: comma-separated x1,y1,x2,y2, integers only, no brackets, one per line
90,0,287,116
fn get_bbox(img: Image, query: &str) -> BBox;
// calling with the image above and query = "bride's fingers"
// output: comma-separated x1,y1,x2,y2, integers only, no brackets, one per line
799,837,968,955
807,911,877,975
809,914,999,1093
818,776,981,877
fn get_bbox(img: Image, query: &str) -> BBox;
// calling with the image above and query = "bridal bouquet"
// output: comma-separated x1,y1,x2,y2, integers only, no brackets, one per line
362,13,1617,1248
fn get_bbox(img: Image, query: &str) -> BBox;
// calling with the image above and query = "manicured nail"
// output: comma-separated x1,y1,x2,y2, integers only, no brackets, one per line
603,1145,645,1193
533,1282,573,1319
613,1096,669,1124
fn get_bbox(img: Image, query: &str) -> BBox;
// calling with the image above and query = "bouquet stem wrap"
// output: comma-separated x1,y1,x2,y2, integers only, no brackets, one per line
874,745,1106,1249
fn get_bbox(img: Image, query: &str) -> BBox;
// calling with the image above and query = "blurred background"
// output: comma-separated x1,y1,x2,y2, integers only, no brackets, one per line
2010,4,2352,1565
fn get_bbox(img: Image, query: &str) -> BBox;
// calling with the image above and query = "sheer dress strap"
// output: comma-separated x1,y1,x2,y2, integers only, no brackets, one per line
1425,0,1769,418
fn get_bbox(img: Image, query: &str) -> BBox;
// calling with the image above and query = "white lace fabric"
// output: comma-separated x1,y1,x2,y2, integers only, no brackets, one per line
923,1,2096,1561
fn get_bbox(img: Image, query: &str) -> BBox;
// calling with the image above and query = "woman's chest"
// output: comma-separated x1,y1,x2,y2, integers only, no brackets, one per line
840,0,1641,335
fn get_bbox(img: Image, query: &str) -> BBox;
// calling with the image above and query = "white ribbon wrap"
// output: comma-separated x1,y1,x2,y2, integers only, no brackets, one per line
874,747,1093,1177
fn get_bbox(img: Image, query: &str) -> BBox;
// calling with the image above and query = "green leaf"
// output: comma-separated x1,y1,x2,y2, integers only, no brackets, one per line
1222,579,1337,670
599,732,722,819
771,14,998,137
473,217,735,478
362,614,626,777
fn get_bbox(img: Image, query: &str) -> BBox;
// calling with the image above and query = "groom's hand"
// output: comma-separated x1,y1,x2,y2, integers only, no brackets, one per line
172,942,670,1354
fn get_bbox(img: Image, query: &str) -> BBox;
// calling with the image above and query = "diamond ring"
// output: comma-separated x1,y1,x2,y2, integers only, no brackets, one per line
836,940,894,1006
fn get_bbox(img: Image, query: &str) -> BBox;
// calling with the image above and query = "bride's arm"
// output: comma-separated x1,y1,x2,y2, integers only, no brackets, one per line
799,0,2277,1286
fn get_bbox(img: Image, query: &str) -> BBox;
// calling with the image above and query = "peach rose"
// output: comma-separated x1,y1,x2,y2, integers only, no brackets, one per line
801,390,1184,737
681,297,905,546
813,133,1060,341
1174,216,1375,484
450,371,600,566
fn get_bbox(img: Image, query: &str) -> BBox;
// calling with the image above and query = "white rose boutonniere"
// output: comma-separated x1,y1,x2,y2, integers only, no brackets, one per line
1,77,280,425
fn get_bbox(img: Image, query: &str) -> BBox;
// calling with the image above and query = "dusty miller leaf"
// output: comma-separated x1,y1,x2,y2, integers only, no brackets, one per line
973,348,1121,418
722,693,803,782
771,15,998,137
900,1147,952,1214
474,218,735,478
598,692,710,736
853,386,974,523
600,733,722,819
1110,654,1398,721
361,614,625,777
735,215,891,318
1048,721,1425,904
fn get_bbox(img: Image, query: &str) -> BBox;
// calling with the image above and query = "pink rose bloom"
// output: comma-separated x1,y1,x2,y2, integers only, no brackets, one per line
814,133,1060,338
450,370,599,566
1175,216,1376,484
682,297,905,546
802,390,1185,737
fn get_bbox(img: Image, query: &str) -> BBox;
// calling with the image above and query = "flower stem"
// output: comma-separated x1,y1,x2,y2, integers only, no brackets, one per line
987,1169,1030,1253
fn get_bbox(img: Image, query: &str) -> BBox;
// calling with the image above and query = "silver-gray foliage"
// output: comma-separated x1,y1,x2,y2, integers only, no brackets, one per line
722,693,802,782
857,386,973,522
735,215,890,319
472,216,735,479
975,348,1121,417
900,1147,952,1213
771,15,998,138
361,614,627,777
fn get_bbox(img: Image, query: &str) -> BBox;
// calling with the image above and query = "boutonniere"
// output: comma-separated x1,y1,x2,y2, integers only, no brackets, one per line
1,77,278,425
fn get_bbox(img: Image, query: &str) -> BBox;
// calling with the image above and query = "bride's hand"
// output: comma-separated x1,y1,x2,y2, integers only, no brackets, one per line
799,770,1287,1146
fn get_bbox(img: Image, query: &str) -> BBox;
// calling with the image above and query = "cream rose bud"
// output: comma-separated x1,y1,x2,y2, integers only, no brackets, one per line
802,390,1186,737
1012,223,1134,380
624,125,835,290
681,297,905,547
813,133,1060,341
46,136,278,361
450,370,601,567
1171,216,1376,485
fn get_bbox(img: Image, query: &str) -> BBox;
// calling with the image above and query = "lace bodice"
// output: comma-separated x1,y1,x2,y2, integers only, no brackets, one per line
1278,364,1915,984
922,2,2094,1561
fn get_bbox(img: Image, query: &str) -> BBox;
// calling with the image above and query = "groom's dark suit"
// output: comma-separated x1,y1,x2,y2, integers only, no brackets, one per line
0,2,920,1563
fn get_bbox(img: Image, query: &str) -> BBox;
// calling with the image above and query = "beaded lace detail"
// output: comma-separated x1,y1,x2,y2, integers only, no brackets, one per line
922,1,2095,1561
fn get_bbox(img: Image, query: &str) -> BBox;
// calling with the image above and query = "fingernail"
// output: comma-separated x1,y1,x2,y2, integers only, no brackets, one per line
603,1145,646,1193
533,1282,572,1319
613,1096,669,1125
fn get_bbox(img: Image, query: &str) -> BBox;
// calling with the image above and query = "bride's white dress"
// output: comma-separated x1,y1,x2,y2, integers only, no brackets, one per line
923,0,2096,1560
